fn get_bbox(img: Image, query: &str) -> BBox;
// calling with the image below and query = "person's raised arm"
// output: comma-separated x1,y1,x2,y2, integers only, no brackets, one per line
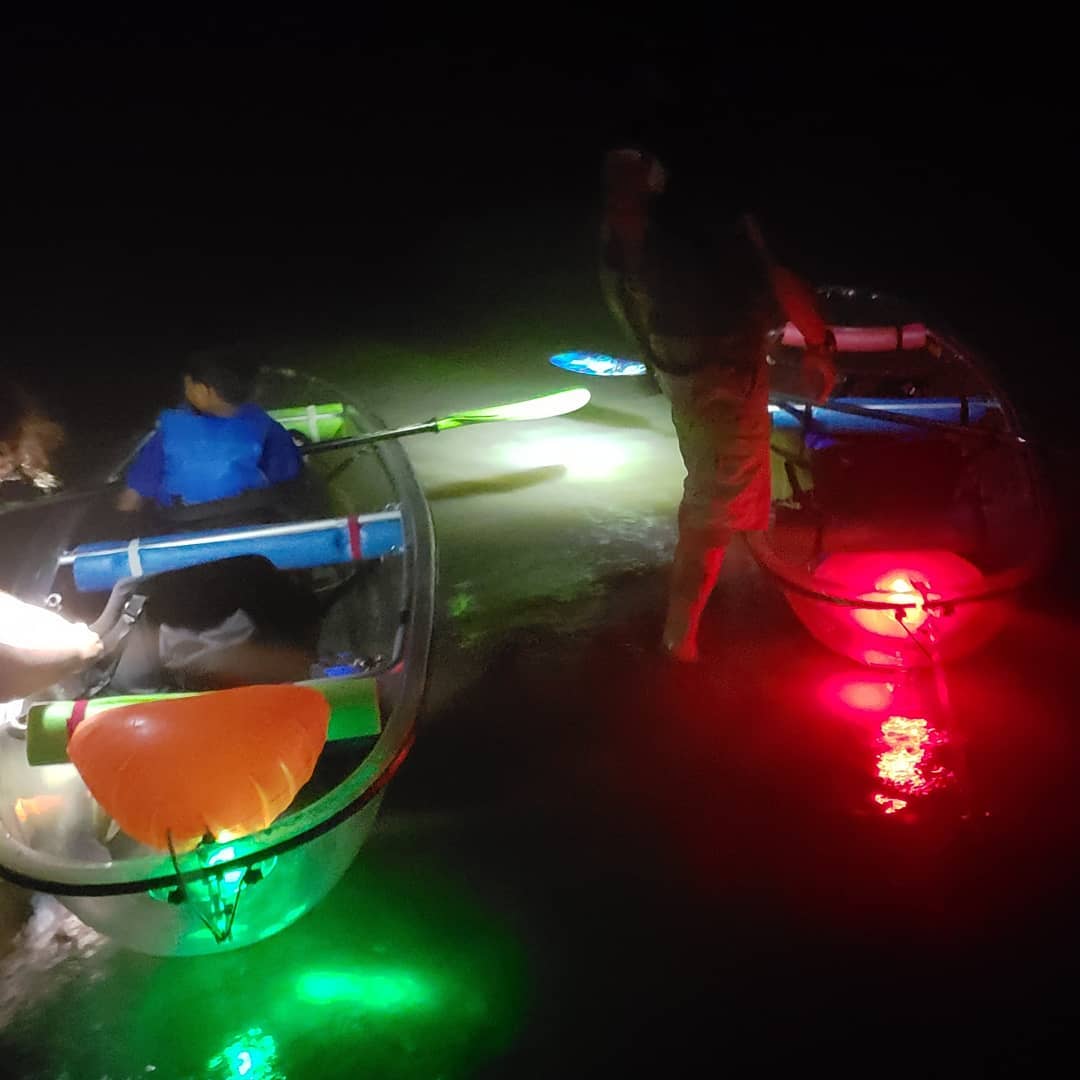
740,214,837,401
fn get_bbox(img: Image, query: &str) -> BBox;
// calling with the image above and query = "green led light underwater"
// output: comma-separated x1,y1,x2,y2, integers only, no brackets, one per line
295,968,439,1013
206,1028,282,1080
207,845,245,885
149,842,279,916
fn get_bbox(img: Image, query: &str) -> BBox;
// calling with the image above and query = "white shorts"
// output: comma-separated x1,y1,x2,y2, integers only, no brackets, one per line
654,339,771,539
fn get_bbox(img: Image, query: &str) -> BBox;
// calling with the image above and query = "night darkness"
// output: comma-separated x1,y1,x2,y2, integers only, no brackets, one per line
4,20,1075,427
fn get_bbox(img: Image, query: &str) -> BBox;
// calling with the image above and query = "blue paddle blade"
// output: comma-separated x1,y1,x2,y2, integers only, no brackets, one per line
549,351,648,377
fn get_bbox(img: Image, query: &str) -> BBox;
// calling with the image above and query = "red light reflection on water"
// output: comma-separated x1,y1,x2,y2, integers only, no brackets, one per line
820,671,957,816
873,793,908,815
875,714,952,799
835,679,895,713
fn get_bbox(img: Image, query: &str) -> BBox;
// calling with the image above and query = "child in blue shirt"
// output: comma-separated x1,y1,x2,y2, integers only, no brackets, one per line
118,347,302,512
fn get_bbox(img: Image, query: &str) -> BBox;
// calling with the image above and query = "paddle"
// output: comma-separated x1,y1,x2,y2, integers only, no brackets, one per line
301,387,592,455
0,388,593,514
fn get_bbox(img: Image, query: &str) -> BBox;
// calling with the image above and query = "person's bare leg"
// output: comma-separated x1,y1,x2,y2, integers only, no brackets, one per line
657,363,752,663
661,523,728,662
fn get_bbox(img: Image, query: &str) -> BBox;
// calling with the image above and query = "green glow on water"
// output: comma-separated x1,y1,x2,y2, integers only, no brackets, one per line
206,1028,282,1079
448,589,475,617
253,903,313,941
295,967,438,1012
7,858,528,1078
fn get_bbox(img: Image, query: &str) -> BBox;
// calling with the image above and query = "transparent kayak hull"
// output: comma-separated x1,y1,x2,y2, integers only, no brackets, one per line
755,287,1048,669
61,795,383,957
0,368,436,954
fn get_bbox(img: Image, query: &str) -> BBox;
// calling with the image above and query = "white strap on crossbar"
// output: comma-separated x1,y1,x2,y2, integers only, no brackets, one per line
127,538,143,578
306,404,320,442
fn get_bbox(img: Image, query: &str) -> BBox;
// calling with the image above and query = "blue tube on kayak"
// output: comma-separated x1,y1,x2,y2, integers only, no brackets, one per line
62,512,404,592
769,396,1001,435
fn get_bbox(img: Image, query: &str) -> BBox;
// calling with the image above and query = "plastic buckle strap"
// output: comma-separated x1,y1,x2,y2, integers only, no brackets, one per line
126,538,143,578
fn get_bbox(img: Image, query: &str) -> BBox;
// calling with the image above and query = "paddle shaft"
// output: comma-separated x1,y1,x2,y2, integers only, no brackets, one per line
6,416,479,505
301,419,440,455
6,394,574,508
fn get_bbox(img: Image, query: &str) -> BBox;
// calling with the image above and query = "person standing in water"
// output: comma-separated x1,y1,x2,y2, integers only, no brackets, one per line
599,146,836,661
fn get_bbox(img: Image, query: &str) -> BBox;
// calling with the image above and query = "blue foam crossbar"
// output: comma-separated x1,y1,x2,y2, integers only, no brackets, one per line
62,512,405,592
769,396,1001,435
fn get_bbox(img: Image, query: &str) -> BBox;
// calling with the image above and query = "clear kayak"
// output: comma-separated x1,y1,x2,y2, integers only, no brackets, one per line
752,286,1049,668
0,368,436,955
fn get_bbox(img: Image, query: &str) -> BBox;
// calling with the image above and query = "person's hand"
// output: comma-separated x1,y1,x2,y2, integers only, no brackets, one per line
23,621,104,672
0,593,104,665
0,595,104,700
67,623,105,663
116,486,144,512
801,344,838,404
